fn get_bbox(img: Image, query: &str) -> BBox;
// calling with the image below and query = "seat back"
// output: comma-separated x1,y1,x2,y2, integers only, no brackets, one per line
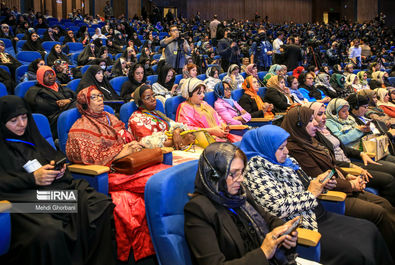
204,91,216,107
146,75,158,85
66,78,81,92
165,95,186,121
67,42,84,53
197,74,206,81
15,81,36,97
0,82,7,97
231,88,244,101
145,160,198,265
41,41,61,52
32,113,56,149
57,105,114,154
15,65,29,82
16,51,42,65
109,76,128,95
258,71,267,81
0,65,10,75
16,40,26,53
81,65,91,75
258,87,267,97
240,72,247,79
119,99,164,128
174,74,183,85
219,72,227,80
71,52,80,65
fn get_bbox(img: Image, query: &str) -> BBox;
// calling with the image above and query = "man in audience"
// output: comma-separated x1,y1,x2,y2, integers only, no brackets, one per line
280,36,302,71
209,14,220,46
272,31,284,64
250,27,273,71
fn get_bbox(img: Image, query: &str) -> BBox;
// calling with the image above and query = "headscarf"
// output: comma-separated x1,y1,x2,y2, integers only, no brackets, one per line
266,75,282,91
240,125,300,170
22,32,44,52
181,77,205,99
304,102,331,134
263,64,282,84
281,106,335,170
298,73,322,100
77,43,99,66
227,64,239,76
245,64,257,77
325,98,354,125
47,44,69,66
292,66,304,79
242,76,265,110
27,58,43,74
332,64,342,74
37,66,59,92
66,86,125,166
358,89,376,107
133,84,152,107
357,71,368,86
214,81,235,107
376,88,395,107
315,73,336,92
372,71,385,84
345,74,362,92
77,65,120,100
157,62,175,90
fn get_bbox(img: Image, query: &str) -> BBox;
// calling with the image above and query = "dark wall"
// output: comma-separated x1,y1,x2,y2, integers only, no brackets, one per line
312,0,341,22
379,0,395,27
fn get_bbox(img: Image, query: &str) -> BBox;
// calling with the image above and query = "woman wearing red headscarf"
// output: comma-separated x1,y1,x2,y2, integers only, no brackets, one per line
25,65,76,137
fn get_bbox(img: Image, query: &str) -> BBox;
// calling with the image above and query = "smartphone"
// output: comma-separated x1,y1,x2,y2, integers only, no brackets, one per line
54,157,67,170
319,169,336,183
280,216,303,237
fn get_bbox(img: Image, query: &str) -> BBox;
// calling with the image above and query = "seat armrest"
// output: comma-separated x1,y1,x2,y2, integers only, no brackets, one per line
249,117,274,122
228,125,249,130
366,152,375,158
68,164,110,175
161,147,174,154
341,167,362,175
0,201,11,212
297,228,321,247
318,191,346,202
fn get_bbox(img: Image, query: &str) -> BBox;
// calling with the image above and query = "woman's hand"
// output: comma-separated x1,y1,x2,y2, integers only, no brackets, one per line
172,128,183,150
33,162,61,186
308,170,332,197
348,175,366,191
360,152,381,166
357,125,371,133
171,84,178,94
207,126,227,138
350,164,373,182
261,217,299,259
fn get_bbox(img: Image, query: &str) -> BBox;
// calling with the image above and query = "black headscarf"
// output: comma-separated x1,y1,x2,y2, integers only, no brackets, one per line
77,43,99,66
76,65,120,100
157,62,175,90
106,39,123,55
195,143,294,264
22,32,45,52
47,44,70,66
27,58,43,74
0,96,69,196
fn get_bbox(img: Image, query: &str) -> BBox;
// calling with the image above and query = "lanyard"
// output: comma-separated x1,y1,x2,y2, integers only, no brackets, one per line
5,138,35,147
228,208,238,215
142,110,170,128
105,114,111,126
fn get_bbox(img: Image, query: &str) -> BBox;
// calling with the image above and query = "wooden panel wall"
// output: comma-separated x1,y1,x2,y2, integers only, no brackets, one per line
187,0,312,23
3,0,20,10
357,0,377,22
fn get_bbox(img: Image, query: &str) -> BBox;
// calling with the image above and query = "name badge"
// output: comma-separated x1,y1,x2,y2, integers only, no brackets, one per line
264,48,267,53
23,159,42,173
173,51,178,55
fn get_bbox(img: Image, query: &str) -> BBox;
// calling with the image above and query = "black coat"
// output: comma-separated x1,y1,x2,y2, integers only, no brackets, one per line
281,44,302,71
264,87,290,113
184,190,286,265
238,93,265,118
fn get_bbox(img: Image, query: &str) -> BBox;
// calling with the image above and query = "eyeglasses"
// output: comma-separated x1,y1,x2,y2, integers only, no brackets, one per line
306,77,314,80
228,169,243,180
90,94,104,101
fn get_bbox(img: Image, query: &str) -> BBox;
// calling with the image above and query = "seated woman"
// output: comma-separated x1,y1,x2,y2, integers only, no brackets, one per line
0,95,115,265
128,84,191,149
25,66,75,137
176,77,241,142
307,101,395,206
357,71,371,90
239,76,274,118
359,89,395,125
287,76,308,104
370,71,388,90
345,74,362,92
203,66,221,92
245,63,265,87
240,125,393,265
121,63,146,101
98,46,113,66
179,63,199,94
77,65,120,100
298,72,330,103
281,106,395,256
214,81,251,125
66,86,170,262
77,42,100,66
46,44,70,66
111,58,129,78
343,63,354,77
330,73,353,98
91,28,106,40
22,58,45,81
376,88,395,118
62,30,77,44
122,46,137,67
22,32,45,57
151,62,178,104
314,73,337,98
264,75,295,113
223,64,244,90
263,64,282,86
184,142,300,265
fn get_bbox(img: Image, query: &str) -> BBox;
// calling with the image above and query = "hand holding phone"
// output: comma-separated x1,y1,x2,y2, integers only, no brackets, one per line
319,169,335,183
280,216,303,237
54,157,66,170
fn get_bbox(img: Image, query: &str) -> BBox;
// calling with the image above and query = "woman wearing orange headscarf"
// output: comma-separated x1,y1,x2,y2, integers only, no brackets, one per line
238,75,274,118
25,65,76,137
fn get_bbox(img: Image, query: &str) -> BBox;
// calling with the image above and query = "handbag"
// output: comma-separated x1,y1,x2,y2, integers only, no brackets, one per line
362,134,389,161
193,130,216,148
111,148,163,174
